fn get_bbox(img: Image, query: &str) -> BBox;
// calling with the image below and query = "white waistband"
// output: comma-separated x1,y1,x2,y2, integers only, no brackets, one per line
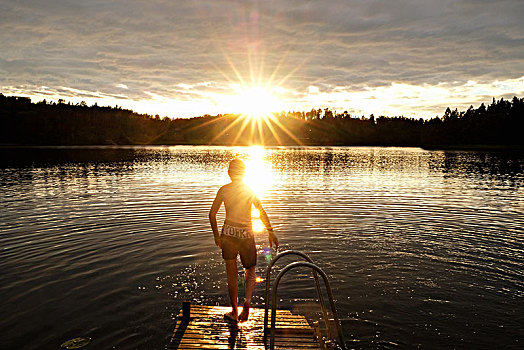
221,223,253,239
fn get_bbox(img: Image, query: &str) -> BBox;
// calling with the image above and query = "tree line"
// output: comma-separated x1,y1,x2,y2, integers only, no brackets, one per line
1,93,523,148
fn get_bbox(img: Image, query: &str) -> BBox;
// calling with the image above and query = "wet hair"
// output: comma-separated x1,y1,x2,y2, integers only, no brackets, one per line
228,158,245,178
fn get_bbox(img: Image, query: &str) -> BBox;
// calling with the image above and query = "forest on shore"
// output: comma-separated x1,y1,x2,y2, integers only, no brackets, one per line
1,93,523,148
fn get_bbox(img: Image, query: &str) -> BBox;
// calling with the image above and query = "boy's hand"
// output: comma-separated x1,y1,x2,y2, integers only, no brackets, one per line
268,230,279,249
214,236,222,248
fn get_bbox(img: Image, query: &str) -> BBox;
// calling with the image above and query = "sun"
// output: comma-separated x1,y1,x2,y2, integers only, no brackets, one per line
229,86,283,118
207,84,303,146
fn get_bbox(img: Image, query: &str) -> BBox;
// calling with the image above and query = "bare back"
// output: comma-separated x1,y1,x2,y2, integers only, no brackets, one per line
209,176,274,247
219,181,257,225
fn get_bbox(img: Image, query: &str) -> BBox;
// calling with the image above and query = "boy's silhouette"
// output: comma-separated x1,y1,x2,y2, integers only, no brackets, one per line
209,158,278,322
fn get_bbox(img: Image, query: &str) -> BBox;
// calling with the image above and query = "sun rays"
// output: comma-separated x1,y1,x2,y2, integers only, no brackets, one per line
184,64,304,146
182,18,310,146
198,108,303,146
227,86,282,118
130,5,310,146
184,80,304,146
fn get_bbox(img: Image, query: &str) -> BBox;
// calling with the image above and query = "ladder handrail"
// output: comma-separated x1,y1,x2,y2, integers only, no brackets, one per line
269,261,346,350
263,250,330,338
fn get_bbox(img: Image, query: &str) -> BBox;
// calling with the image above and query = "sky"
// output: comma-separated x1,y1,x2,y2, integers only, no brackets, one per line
1,0,523,119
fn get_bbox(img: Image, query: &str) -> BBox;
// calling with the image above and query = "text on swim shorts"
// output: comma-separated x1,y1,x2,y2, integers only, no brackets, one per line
221,223,253,239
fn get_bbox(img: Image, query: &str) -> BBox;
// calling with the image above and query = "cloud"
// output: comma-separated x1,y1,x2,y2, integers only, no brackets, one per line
1,0,523,117
293,76,524,118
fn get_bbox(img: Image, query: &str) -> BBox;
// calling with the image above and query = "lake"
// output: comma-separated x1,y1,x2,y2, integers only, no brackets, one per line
0,146,522,349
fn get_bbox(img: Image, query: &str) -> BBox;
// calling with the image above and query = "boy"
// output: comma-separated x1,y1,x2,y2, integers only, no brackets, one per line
209,158,279,322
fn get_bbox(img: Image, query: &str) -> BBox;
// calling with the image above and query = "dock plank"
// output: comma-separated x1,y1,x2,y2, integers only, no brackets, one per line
169,304,320,350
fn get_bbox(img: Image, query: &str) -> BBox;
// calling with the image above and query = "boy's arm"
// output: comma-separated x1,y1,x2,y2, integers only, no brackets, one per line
254,197,279,249
209,190,223,248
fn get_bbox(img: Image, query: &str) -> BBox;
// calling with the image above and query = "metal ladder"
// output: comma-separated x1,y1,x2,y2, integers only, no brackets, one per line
263,250,346,349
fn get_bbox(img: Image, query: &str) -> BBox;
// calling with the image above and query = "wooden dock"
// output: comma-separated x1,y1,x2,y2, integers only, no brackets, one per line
168,303,320,349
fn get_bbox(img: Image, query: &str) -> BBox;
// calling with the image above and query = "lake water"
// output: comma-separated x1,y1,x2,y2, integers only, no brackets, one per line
0,146,523,349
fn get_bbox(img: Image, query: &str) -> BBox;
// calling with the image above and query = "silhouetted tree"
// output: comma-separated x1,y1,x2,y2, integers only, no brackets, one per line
0,93,522,147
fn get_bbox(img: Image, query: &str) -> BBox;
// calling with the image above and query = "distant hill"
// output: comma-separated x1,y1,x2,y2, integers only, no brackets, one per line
1,94,523,148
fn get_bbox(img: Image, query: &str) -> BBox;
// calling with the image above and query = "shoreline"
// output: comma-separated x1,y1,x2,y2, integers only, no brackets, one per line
1,143,524,151
420,144,524,151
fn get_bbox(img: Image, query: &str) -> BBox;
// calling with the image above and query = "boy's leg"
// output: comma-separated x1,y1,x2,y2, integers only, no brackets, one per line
238,265,256,322
225,259,239,320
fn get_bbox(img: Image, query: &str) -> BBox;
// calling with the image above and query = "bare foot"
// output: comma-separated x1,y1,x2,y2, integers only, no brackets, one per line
238,301,250,322
224,310,238,322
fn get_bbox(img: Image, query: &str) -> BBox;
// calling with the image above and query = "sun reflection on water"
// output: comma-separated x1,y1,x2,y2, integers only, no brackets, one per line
242,146,273,198
252,218,264,232
250,208,264,232
235,146,274,233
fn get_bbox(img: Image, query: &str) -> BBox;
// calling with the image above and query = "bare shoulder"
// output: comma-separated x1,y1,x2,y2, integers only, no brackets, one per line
219,182,233,193
215,184,229,197
221,181,256,200
217,182,235,198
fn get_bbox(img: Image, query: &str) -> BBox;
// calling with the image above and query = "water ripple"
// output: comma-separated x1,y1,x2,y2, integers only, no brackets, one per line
0,146,522,349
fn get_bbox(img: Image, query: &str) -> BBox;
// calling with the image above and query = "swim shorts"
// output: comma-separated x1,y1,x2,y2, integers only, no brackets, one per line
221,221,257,268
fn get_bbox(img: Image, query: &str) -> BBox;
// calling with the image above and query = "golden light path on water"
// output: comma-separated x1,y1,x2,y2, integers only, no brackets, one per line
226,146,274,234
243,146,273,197
244,146,273,234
